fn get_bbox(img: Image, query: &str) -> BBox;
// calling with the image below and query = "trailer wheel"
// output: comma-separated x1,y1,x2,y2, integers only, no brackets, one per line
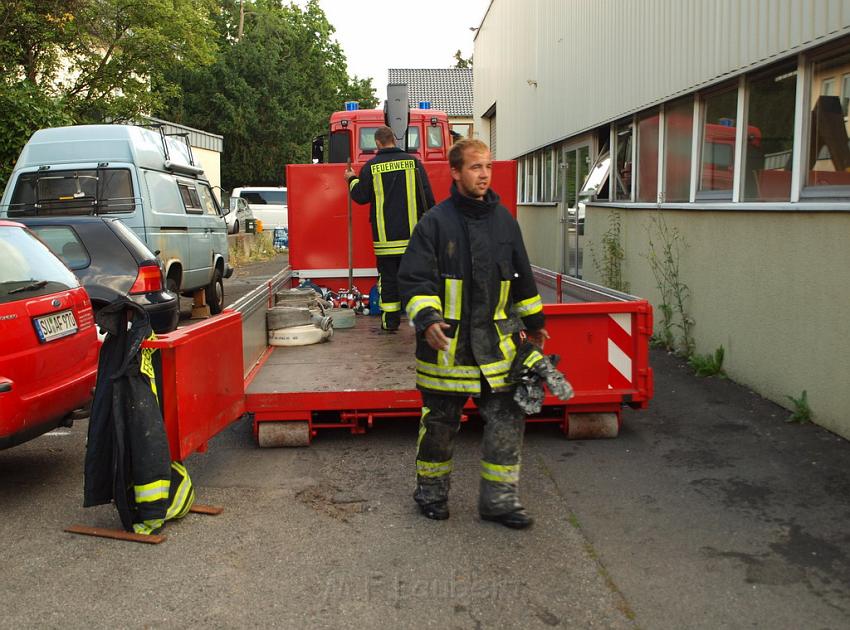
566,413,619,439
258,421,311,447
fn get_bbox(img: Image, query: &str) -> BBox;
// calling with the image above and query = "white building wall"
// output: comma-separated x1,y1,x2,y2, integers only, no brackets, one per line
475,0,850,159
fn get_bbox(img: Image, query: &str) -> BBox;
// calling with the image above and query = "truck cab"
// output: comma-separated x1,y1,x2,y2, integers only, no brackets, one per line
319,106,451,166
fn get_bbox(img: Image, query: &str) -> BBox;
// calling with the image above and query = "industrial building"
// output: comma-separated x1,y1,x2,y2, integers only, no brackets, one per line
474,0,850,438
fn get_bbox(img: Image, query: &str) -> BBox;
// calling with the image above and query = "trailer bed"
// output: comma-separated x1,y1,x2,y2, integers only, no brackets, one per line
247,321,417,395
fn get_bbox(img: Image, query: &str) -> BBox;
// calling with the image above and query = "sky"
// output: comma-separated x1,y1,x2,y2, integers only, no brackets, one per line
311,0,492,104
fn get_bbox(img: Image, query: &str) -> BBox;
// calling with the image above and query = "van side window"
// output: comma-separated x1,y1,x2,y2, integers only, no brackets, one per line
178,183,203,214
143,170,184,214
197,184,221,216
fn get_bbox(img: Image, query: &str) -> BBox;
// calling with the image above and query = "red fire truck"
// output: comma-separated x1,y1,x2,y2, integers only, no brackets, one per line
145,92,654,454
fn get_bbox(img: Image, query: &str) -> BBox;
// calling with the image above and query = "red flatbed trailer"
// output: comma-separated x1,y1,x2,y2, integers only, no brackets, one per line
144,98,653,454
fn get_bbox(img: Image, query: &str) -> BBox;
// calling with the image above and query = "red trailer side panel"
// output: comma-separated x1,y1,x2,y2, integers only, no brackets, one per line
286,161,517,290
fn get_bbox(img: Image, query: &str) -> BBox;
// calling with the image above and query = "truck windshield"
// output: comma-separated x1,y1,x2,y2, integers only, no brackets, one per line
359,126,421,153
6,168,136,216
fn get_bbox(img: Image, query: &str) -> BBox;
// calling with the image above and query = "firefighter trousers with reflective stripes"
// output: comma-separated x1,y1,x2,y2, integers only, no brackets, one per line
414,385,527,515
376,254,403,330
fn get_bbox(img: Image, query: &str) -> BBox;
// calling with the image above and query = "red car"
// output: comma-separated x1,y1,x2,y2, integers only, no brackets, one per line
0,220,98,449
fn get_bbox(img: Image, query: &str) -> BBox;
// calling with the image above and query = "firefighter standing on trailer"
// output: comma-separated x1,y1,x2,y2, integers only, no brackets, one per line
398,139,548,529
344,126,435,331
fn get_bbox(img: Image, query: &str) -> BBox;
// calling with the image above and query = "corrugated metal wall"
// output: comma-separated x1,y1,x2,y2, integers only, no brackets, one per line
474,0,850,159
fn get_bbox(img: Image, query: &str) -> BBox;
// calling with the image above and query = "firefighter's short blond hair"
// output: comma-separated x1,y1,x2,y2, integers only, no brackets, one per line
449,138,490,170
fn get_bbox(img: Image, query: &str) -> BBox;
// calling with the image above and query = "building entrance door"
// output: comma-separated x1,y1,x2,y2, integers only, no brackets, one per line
559,145,590,277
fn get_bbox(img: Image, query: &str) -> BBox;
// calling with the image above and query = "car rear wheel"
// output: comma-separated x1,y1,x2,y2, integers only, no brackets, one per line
206,267,224,315
233,219,240,234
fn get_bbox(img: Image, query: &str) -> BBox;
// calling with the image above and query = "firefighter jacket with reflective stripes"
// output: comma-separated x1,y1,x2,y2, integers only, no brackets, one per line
348,147,435,256
398,183,545,395
83,298,174,535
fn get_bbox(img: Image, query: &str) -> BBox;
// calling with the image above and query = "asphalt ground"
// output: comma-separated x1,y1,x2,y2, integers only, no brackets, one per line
2,256,849,629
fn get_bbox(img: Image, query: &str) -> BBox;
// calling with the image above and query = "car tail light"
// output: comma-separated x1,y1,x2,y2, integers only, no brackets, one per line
130,262,163,294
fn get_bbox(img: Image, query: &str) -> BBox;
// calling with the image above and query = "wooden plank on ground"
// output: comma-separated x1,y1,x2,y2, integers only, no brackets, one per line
189,504,224,515
64,525,166,544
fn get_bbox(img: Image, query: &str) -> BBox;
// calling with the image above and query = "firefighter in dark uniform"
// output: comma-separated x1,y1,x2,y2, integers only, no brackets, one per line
398,138,548,529
344,125,435,331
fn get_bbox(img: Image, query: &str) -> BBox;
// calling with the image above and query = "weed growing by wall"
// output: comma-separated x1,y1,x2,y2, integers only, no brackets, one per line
645,213,694,356
590,211,630,293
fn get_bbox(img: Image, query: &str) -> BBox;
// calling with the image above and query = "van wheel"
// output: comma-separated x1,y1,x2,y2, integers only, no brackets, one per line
206,267,224,314
233,219,240,234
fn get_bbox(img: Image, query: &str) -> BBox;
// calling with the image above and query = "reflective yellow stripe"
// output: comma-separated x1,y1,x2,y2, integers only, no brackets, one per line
513,294,543,317
523,350,544,368
371,159,415,174
406,166,417,233
416,372,481,394
166,462,195,520
444,278,462,321
416,407,430,451
140,333,158,403
349,178,359,191
373,239,409,248
481,460,520,483
479,321,517,388
437,325,460,368
133,519,165,535
416,360,480,378
374,246,407,256
375,171,386,242
416,459,453,478
407,295,442,319
377,274,401,311
134,479,170,503
494,281,510,320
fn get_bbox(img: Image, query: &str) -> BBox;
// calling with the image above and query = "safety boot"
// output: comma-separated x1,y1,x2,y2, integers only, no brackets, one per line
414,477,450,521
480,507,534,529
479,477,533,529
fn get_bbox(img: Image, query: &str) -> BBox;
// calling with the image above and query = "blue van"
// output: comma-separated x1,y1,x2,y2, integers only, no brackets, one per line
0,124,231,313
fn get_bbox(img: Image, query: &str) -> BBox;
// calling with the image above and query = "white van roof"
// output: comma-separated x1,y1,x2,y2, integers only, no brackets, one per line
14,124,203,177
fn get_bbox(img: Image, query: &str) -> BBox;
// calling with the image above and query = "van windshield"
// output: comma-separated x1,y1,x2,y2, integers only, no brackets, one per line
6,168,136,216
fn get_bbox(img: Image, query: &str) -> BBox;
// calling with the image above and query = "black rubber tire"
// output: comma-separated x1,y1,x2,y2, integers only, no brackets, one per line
233,219,240,234
166,276,179,295
206,267,224,315
266,306,313,330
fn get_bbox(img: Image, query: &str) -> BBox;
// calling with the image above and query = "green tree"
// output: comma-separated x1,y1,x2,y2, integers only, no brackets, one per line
161,0,377,189
453,49,472,68
0,0,217,186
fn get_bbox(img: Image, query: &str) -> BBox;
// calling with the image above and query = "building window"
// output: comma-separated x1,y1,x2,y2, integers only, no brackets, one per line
517,157,524,201
699,86,738,196
636,110,660,202
614,121,633,200
842,74,850,115
451,123,473,139
743,64,797,201
806,47,850,193
663,97,694,202
542,148,554,202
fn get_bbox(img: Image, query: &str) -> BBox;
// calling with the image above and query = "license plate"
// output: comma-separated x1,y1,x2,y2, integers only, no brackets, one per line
34,309,78,343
